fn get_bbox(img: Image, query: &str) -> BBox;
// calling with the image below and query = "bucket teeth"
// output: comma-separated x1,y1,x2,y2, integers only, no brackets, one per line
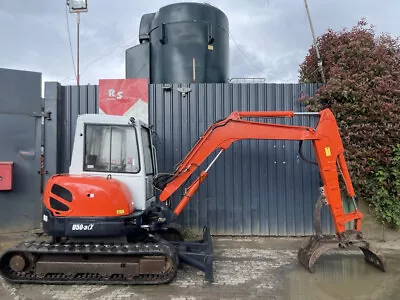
298,232,387,273
359,245,386,272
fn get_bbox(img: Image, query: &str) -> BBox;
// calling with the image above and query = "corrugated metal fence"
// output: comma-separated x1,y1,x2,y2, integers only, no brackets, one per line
44,82,348,236
149,83,337,236
44,83,98,181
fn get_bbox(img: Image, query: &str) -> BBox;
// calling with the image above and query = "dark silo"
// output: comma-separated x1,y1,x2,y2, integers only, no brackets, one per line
130,2,230,84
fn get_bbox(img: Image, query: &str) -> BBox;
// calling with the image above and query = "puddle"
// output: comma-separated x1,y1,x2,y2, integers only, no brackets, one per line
283,252,400,300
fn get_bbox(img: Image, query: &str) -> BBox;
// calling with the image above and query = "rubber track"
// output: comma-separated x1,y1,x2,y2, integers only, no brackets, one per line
0,240,178,285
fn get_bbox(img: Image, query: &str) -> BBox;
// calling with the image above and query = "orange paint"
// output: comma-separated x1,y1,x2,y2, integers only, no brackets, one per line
160,108,362,234
43,174,134,217
173,171,208,215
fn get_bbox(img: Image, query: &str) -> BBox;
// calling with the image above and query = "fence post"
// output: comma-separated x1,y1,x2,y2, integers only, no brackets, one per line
44,82,61,183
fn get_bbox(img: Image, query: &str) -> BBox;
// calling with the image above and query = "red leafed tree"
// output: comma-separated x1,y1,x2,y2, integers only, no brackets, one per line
299,19,400,228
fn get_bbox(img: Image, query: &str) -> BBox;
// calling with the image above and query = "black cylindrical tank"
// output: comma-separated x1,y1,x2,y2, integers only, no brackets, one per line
148,2,229,84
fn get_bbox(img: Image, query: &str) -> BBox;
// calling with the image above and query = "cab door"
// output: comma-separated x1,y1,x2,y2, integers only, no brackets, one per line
140,127,156,204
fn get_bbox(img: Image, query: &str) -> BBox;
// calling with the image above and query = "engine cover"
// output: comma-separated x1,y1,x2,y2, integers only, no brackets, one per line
43,174,134,218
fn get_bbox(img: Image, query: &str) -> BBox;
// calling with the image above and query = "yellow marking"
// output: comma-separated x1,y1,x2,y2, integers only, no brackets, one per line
325,147,332,157
208,44,214,50
116,209,125,215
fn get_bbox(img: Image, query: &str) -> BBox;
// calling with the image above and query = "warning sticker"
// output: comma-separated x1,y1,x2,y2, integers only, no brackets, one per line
325,147,332,157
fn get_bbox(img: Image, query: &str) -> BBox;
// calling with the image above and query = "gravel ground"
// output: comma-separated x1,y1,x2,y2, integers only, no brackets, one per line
1,236,400,300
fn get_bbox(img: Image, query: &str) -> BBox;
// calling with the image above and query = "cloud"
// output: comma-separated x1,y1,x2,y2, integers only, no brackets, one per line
1,0,399,86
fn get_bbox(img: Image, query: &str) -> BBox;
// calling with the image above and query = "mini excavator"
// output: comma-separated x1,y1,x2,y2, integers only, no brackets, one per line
0,108,386,285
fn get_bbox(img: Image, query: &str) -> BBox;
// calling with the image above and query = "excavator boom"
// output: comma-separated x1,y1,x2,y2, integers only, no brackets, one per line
154,108,386,273
157,109,356,233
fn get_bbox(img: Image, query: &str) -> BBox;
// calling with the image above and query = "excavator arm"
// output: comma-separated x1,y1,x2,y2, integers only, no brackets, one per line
156,108,358,233
154,108,386,274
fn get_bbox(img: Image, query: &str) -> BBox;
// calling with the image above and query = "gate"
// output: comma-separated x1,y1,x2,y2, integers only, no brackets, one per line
0,68,43,233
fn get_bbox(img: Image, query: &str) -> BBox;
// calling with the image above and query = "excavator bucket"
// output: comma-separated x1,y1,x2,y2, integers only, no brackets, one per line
359,243,386,272
298,233,386,273
298,194,386,273
298,234,339,273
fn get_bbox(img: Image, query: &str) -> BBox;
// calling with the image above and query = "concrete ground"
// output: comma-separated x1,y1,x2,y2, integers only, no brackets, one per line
1,232,400,300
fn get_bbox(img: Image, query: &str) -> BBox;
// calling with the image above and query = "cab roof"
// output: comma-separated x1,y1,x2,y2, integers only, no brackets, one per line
76,114,148,128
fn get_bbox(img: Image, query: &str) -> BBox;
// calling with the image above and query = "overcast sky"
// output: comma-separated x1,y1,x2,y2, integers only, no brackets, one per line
0,0,398,88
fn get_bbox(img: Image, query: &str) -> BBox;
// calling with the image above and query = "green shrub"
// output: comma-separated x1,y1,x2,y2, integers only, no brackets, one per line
299,19,400,228
366,145,400,228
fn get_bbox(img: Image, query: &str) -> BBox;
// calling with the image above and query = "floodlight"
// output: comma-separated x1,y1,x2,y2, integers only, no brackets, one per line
66,0,88,85
67,0,88,13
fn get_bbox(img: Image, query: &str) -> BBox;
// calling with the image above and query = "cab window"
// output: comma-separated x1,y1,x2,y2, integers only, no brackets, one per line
84,124,140,173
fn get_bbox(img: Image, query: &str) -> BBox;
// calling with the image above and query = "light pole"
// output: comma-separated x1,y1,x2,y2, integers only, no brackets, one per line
66,0,88,86
303,0,326,84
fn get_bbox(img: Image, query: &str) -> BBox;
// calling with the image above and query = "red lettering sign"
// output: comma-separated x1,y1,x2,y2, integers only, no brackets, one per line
98,78,148,116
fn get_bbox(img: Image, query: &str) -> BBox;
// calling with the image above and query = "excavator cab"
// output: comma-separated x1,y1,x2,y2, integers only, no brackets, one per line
69,114,157,212
41,114,159,239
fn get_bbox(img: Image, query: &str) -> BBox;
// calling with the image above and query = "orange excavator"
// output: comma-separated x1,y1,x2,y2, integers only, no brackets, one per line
0,108,385,285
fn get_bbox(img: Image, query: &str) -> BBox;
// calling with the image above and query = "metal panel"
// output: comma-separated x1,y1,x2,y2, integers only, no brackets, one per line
149,83,336,236
0,68,42,233
44,84,98,176
126,43,150,79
